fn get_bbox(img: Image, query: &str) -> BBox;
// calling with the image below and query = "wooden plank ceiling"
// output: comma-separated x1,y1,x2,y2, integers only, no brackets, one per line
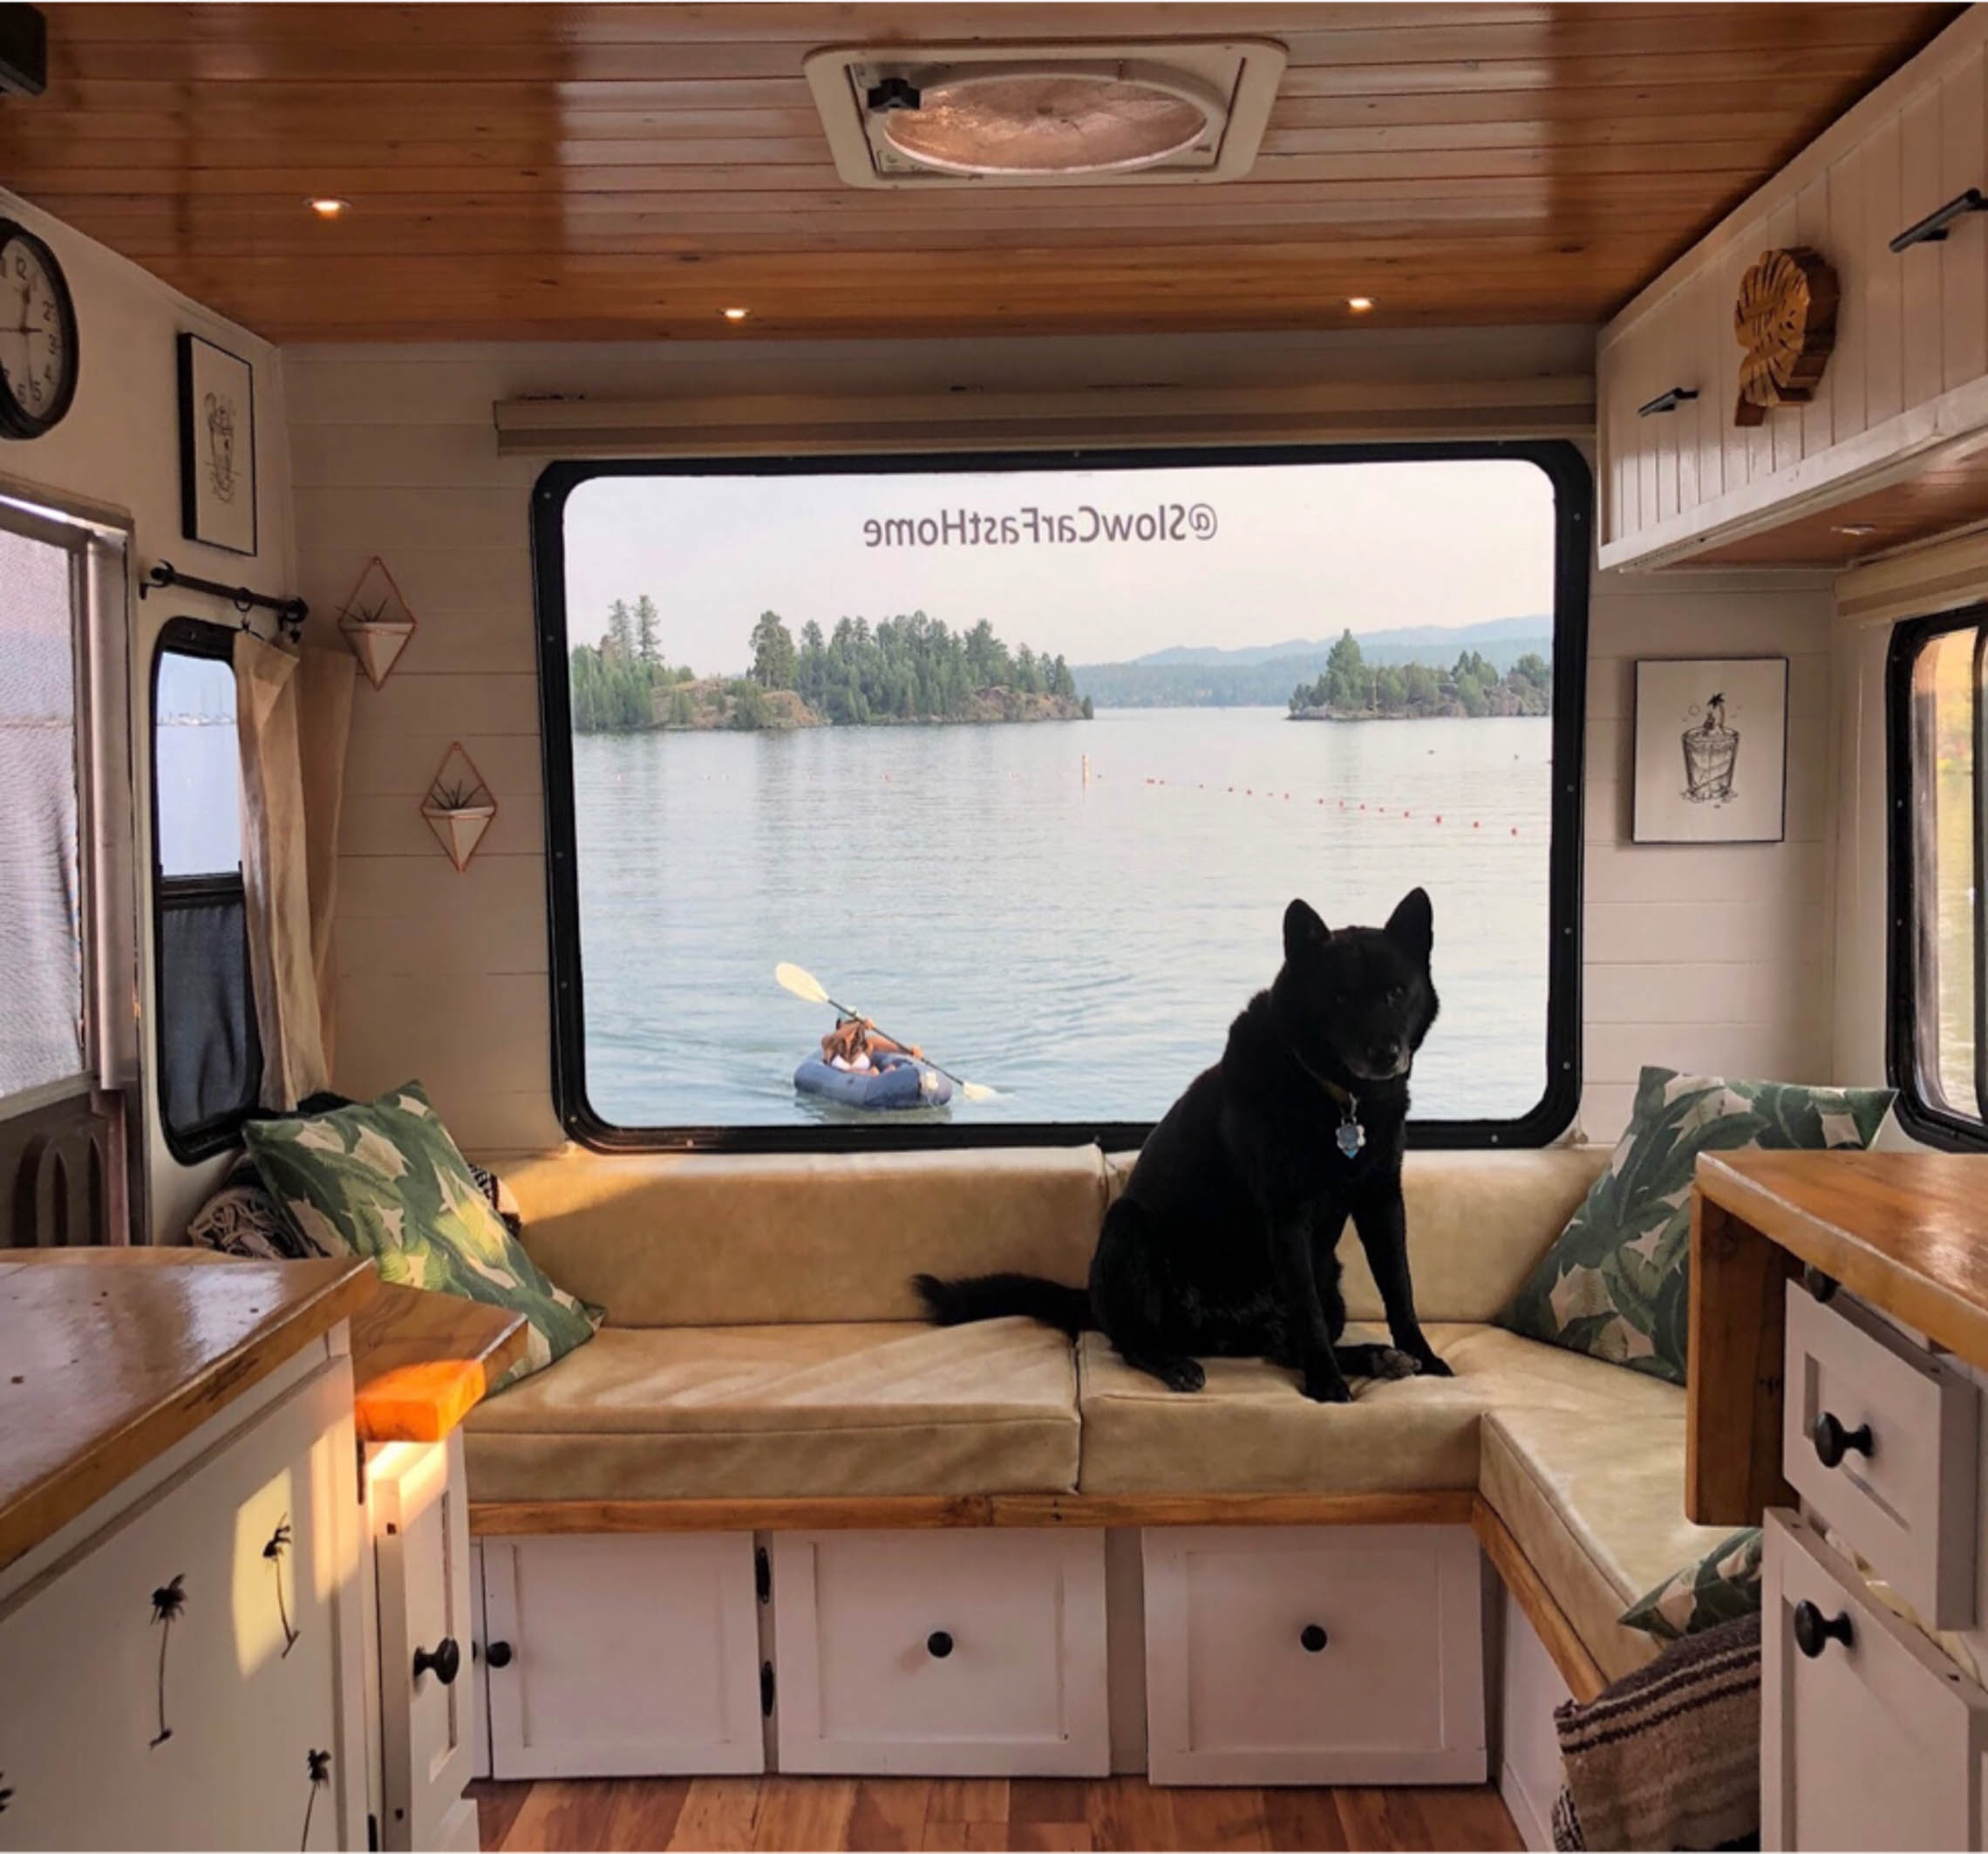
0,2,1961,343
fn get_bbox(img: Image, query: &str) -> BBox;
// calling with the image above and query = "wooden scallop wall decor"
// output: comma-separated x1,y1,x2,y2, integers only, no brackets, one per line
337,556,418,689
419,742,496,872
1733,246,1839,427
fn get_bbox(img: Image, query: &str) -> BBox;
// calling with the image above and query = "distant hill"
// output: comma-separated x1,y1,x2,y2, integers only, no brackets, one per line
1074,617,1552,708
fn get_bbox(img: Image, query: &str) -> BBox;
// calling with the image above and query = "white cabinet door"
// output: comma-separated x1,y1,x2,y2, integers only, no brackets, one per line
481,1534,762,1779
1763,1510,1988,1851
371,1434,477,1852
771,1529,1109,1776
1142,1524,1485,1786
0,1360,368,1851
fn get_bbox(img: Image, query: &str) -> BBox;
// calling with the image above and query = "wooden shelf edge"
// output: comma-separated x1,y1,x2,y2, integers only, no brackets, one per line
467,1487,1478,1537
1472,1495,1609,1706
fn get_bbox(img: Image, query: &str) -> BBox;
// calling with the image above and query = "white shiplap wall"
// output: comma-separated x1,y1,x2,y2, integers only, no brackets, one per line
285,333,1837,1154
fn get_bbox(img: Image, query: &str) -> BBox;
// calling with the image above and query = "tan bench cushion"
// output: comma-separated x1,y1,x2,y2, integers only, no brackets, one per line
1076,1322,1658,1496
463,1319,1079,1501
503,1147,1106,1326
1480,1401,1740,1684
1104,1146,1609,1325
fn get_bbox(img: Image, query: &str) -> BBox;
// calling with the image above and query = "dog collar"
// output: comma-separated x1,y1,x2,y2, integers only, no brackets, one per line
1281,1040,1366,1157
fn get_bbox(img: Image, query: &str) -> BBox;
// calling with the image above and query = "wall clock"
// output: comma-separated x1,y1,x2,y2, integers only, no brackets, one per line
0,217,78,440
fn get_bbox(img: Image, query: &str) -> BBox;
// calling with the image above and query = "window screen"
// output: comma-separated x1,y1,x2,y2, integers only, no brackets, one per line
0,525,84,1100
534,443,1588,1151
1890,605,1988,1146
153,620,260,1155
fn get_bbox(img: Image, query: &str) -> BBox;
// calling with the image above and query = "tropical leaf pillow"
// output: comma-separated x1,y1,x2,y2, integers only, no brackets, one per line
1620,1529,1763,1640
242,1081,601,1385
1497,1067,1893,1383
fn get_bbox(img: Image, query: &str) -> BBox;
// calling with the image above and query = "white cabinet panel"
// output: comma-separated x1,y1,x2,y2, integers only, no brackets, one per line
770,1529,1108,1777
1782,1284,1978,1628
1142,1524,1485,1787
371,1434,476,1851
0,1361,368,1851
1763,1510,1988,1852
481,1534,761,1779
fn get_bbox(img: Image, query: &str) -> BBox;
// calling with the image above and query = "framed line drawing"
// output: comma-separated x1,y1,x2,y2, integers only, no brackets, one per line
177,332,257,556
1631,656,1788,843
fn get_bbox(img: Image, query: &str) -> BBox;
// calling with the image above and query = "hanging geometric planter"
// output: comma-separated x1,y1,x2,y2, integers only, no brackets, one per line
337,555,418,689
419,742,496,872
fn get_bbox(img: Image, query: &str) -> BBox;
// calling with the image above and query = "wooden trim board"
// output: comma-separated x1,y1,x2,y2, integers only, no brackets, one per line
1472,1496,1608,1706
350,1282,529,1444
467,1489,1475,1537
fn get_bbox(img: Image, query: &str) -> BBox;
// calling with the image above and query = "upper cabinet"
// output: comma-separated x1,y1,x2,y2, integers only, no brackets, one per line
1598,9,1988,571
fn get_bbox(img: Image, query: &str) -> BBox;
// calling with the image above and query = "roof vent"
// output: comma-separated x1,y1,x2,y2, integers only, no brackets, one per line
805,40,1287,188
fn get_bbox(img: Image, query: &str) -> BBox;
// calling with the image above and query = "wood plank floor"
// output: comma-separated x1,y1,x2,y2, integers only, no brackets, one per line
470,1776,1524,1851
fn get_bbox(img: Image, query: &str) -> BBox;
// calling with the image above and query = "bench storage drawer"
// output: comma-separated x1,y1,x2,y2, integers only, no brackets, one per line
480,1534,763,1778
769,1529,1108,1776
1763,1510,1988,1851
1141,1524,1485,1786
1782,1282,1978,1627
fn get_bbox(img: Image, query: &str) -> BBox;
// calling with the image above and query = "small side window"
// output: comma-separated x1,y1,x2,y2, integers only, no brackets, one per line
1889,604,1988,1146
153,618,261,1157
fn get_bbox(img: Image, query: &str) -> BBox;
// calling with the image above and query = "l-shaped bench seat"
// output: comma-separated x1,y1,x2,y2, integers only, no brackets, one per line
473,1142,1731,1693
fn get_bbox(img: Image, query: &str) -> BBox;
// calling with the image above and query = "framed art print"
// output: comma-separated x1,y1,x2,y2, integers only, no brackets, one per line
1632,657,1788,843
177,332,257,556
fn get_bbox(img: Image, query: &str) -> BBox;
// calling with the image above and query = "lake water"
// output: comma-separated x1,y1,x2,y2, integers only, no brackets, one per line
573,707,1555,1128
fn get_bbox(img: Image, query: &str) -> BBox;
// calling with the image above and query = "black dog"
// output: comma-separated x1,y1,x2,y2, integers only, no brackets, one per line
916,890,1449,1404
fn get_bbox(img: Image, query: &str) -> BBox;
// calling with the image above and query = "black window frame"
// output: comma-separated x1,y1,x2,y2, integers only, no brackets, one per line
151,615,262,1161
1886,600,1988,1149
533,438,1590,1154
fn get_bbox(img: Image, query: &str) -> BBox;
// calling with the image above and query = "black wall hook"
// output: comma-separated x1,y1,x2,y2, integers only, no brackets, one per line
1890,188,1987,252
1637,387,1700,418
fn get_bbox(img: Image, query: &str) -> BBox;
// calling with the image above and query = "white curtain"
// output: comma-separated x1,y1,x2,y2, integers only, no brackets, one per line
235,635,353,1109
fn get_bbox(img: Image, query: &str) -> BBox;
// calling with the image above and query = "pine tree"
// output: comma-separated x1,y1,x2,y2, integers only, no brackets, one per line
634,595,660,666
606,599,633,660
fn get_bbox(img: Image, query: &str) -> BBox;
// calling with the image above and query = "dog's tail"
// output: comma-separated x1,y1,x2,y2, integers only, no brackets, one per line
912,1271,1094,1337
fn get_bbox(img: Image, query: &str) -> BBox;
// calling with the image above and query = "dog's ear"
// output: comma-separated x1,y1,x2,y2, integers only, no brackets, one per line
1283,898,1330,963
1385,887,1433,964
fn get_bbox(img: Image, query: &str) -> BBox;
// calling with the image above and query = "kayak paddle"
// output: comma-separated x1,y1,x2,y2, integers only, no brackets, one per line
774,962,1000,1102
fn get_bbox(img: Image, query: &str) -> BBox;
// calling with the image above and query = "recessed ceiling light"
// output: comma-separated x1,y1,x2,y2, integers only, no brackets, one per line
722,307,750,322
1347,296,1374,312
307,197,350,220
1832,522,1879,537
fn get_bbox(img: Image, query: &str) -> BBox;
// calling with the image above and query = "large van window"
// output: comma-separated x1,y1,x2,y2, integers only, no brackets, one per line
153,618,260,1156
1890,604,1988,1146
535,444,1588,1150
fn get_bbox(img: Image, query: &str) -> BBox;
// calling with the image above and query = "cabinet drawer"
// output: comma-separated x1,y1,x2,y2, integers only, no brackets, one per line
481,1534,762,1779
1783,1283,1978,1627
1764,1510,1988,1851
770,1530,1107,1777
1141,1524,1485,1786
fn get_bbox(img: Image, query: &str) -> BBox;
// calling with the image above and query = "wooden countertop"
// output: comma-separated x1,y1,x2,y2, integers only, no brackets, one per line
0,1248,376,1578
351,1282,528,1444
1698,1150,1988,1367
1688,1149,1988,1525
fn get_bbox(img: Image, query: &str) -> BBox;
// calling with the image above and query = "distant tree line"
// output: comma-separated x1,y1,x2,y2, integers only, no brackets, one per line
569,599,1090,733
1288,629,1553,719
752,609,1088,726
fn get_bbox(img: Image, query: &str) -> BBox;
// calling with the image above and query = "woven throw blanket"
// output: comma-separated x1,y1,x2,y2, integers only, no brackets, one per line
1551,1612,1760,1851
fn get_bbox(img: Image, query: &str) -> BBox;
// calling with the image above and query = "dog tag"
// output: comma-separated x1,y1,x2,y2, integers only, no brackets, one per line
1336,1106,1365,1158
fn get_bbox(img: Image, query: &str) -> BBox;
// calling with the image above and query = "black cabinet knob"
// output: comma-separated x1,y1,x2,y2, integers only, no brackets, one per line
412,1637,461,1687
1300,1624,1329,1653
1802,1265,1840,1304
484,1640,514,1669
1792,1600,1854,1659
926,1631,954,1660
1813,1412,1874,1469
